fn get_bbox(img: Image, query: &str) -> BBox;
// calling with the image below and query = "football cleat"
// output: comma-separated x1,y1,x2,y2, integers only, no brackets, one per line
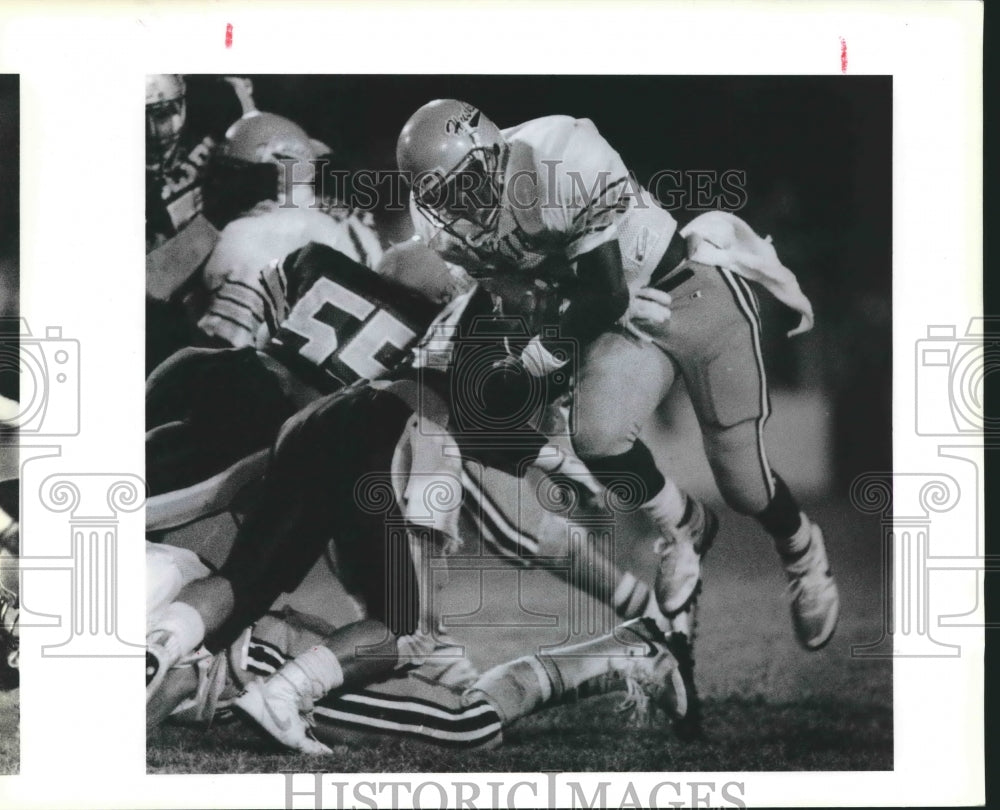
653,498,718,616
665,631,703,741
784,518,840,650
601,618,688,725
233,676,332,755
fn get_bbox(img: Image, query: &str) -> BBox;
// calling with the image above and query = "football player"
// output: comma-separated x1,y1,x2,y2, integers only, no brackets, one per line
148,240,668,654
147,240,699,733
197,111,384,348
397,99,839,651
145,240,443,498
147,540,685,754
145,74,219,284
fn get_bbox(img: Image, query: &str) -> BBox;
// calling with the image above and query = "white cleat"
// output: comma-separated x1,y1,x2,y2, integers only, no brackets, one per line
607,618,688,724
785,519,840,650
233,676,332,755
654,499,718,616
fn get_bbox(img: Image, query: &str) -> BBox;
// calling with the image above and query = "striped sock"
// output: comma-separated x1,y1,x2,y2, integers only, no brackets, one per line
614,572,653,620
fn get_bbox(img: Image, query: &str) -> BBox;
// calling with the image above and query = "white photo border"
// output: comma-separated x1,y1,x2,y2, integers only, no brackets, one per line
1,1,984,807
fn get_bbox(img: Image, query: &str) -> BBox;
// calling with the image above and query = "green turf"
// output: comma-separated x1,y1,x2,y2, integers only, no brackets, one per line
0,688,18,774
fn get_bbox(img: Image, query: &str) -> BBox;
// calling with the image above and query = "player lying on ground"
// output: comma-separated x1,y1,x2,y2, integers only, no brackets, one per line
147,542,686,753
397,99,839,650
146,369,702,732
146,236,676,635
147,236,691,630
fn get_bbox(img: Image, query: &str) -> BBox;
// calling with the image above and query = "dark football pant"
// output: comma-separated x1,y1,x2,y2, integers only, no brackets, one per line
214,385,423,647
241,609,503,749
145,346,296,495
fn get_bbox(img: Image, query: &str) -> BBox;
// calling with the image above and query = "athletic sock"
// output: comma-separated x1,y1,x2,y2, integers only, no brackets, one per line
614,572,670,631
641,480,689,533
276,645,344,703
778,514,812,560
464,626,656,724
755,471,810,557
581,439,666,511
614,572,653,620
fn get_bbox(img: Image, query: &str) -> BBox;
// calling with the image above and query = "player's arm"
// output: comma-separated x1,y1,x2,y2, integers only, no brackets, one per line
520,119,669,376
557,239,630,345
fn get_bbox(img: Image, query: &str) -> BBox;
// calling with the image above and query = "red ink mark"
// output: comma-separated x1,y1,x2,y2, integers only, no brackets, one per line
839,37,848,73
225,23,233,48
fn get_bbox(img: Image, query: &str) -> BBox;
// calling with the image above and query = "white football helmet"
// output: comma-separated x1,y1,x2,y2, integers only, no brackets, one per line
397,99,507,242
146,74,187,173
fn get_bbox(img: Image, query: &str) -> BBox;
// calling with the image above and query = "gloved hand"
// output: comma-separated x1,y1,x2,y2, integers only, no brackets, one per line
619,287,672,342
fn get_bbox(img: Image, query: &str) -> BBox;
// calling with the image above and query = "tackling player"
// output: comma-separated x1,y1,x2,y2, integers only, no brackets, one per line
147,239,702,735
147,528,686,753
397,99,839,651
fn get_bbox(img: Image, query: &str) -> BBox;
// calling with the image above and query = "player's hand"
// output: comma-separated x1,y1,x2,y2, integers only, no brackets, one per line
620,287,672,342
520,335,571,377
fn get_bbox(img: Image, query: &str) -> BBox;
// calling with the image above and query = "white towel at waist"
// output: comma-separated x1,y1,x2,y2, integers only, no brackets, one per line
680,211,814,337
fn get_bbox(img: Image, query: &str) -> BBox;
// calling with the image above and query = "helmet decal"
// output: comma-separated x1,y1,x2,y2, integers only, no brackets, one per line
398,100,508,244
444,104,482,136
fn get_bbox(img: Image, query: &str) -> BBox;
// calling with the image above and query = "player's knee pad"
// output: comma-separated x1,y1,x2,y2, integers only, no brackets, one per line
572,417,640,461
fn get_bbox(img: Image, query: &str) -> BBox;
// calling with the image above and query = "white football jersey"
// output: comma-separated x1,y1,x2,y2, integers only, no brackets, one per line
198,203,384,348
412,115,677,290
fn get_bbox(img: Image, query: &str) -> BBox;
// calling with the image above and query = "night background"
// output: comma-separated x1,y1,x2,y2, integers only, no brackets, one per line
0,75,17,407
157,74,896,772
187,74,892,491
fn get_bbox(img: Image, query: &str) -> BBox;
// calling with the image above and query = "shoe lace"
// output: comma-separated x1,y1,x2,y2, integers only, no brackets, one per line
293,683,319,728
616,675,653,726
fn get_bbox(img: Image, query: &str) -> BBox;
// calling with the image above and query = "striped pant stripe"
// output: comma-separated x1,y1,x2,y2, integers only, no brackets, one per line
460,467,541,558
719,269,776,501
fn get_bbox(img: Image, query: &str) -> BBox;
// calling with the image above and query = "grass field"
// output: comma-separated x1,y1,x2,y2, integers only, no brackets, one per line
147,494,892,774
0,688,18,774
